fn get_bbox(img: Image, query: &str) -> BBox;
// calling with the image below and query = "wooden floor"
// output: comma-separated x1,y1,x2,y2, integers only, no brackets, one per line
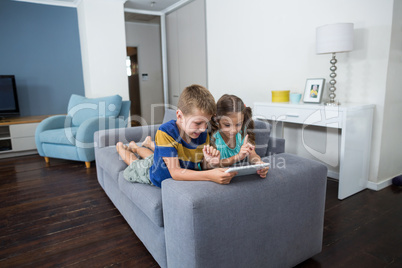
0,154,401,267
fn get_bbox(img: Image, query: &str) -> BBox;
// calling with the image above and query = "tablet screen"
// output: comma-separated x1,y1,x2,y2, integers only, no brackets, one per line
225,163,270,177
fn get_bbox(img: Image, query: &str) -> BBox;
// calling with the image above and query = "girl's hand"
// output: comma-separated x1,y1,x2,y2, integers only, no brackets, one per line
256,161,269,178
203,145,220,167
209,168,236,184
238,135,255,161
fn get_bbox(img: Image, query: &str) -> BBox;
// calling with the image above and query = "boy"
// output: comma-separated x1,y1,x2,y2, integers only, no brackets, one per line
116,84,236,187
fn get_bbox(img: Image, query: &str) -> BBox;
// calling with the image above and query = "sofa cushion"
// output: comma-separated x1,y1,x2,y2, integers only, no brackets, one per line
96,145,163,226
39,127,79,146
96,146,127,182
118,174,164,227
68,94,123,126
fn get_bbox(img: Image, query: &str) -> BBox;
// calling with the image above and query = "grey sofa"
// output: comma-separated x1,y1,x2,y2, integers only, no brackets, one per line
94,109,328,268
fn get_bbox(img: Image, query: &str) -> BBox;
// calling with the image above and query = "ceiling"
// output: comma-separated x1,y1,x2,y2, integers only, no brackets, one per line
124,0,184,23
19,0,183,9
125,12,160,23
17,0,187,23
124,0,183,12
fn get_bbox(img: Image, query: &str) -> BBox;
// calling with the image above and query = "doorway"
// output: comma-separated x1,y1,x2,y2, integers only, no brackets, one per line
126,47,141,126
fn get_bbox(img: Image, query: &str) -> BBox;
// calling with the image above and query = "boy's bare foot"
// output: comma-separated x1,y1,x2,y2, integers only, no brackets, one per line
128,141,138,153
142,136,155,151
116,142,127,153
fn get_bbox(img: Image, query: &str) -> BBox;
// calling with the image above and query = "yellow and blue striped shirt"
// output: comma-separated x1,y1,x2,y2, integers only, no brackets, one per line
149,120,209,187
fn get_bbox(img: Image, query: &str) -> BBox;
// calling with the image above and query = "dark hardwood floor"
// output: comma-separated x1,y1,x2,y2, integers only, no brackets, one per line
0,154,401,267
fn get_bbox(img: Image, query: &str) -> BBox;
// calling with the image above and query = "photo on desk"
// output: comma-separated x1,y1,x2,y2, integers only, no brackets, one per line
303,78,325,103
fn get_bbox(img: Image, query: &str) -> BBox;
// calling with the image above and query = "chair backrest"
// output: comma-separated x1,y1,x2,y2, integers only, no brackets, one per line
119,101,131,122
67,94,123,126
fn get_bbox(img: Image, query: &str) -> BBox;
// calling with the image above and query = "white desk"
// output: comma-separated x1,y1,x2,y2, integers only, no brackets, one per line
254,102,375,200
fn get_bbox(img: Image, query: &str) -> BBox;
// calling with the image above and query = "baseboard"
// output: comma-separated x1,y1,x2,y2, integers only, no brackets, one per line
327,172,395,191
0,150,38,159
327,170,339,179
366,177,394,191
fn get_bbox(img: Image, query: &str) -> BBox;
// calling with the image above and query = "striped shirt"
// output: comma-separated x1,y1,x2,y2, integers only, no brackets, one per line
149,120,209,187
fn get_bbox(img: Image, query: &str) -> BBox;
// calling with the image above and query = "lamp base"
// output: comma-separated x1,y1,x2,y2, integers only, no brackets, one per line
325,101,340,106
328,53,339,104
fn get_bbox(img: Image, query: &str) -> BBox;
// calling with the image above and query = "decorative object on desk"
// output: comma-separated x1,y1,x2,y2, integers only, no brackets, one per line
316,23,354,106
303,78,325,103
290,93,302,104
271,90,290,102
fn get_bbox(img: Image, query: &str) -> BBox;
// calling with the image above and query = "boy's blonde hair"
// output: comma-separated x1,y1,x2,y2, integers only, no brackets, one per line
177,84,216,116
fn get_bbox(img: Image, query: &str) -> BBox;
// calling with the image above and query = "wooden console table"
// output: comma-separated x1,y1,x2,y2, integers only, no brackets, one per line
253,102,375,200
0,115,52,158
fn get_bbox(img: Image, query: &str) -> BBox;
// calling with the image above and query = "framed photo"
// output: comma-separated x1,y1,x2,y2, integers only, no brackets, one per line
303,78,325,103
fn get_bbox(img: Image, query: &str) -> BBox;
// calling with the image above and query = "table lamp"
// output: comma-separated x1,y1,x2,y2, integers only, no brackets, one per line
316,23,354,105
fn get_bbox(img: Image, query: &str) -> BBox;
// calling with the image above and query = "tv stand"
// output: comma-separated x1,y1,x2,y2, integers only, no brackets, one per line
0,115,52,158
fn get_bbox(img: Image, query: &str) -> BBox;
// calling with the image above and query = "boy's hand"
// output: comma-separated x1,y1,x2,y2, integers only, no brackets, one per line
256,161,269,178
238,135,255,161
203,145,220,167
209,168,236,184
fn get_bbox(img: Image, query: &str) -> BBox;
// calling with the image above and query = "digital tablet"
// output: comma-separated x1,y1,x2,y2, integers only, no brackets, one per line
225,163,270,177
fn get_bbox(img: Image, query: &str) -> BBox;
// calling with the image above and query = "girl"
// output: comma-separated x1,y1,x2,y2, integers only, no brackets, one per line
206,94,269,178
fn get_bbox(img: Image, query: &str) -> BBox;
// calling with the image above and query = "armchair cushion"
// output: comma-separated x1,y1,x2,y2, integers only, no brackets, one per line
119,177,164,227
67,94,123,126
39,127,78,146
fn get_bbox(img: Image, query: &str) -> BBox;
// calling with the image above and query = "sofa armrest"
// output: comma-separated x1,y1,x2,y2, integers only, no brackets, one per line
35,115,67,156
267,136,285,155
94,124,162,149
162,153,327,268
35,115,67,133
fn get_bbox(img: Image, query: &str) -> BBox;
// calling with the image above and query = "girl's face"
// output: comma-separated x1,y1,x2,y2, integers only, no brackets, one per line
218,112,244,140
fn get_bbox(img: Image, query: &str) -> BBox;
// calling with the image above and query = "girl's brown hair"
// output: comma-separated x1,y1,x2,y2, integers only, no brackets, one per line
211,94,255,144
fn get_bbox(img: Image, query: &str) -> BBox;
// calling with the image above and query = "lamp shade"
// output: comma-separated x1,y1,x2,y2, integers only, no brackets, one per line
316,23,354,54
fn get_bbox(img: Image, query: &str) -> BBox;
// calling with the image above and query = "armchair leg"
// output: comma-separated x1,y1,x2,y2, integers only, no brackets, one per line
85,162,91,168
44,157,50,163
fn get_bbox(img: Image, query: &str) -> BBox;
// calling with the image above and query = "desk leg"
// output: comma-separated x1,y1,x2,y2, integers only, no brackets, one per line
270,120,284,139
338,108,374,199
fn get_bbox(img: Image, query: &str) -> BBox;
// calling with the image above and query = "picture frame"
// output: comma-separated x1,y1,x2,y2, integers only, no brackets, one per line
303,78,325,103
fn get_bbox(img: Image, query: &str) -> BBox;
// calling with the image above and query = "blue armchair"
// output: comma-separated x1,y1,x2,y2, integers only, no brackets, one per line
35,94,130,168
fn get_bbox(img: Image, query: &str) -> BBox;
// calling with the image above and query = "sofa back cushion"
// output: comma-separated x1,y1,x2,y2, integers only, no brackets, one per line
163,108,177,123
253,120,271,157
67,94,123,126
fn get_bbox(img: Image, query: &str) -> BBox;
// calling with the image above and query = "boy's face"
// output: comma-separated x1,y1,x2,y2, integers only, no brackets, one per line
176,108,212,141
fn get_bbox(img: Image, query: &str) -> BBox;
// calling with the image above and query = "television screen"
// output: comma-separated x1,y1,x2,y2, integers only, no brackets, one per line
0,75,20,116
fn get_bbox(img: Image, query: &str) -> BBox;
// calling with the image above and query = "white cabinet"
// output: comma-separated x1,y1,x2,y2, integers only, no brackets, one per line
0,115,49,158
253,102,375,200
10,123,38,151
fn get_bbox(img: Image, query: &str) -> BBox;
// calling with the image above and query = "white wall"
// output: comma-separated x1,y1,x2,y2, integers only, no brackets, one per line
206,0,399,183
125,21,164,124
166,0,207,106
77,0,129,100
378,0,402,181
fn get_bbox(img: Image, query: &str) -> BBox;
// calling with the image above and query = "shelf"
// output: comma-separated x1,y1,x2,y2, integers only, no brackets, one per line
0,115,54,158
0,126,10,138
0,139,12,151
